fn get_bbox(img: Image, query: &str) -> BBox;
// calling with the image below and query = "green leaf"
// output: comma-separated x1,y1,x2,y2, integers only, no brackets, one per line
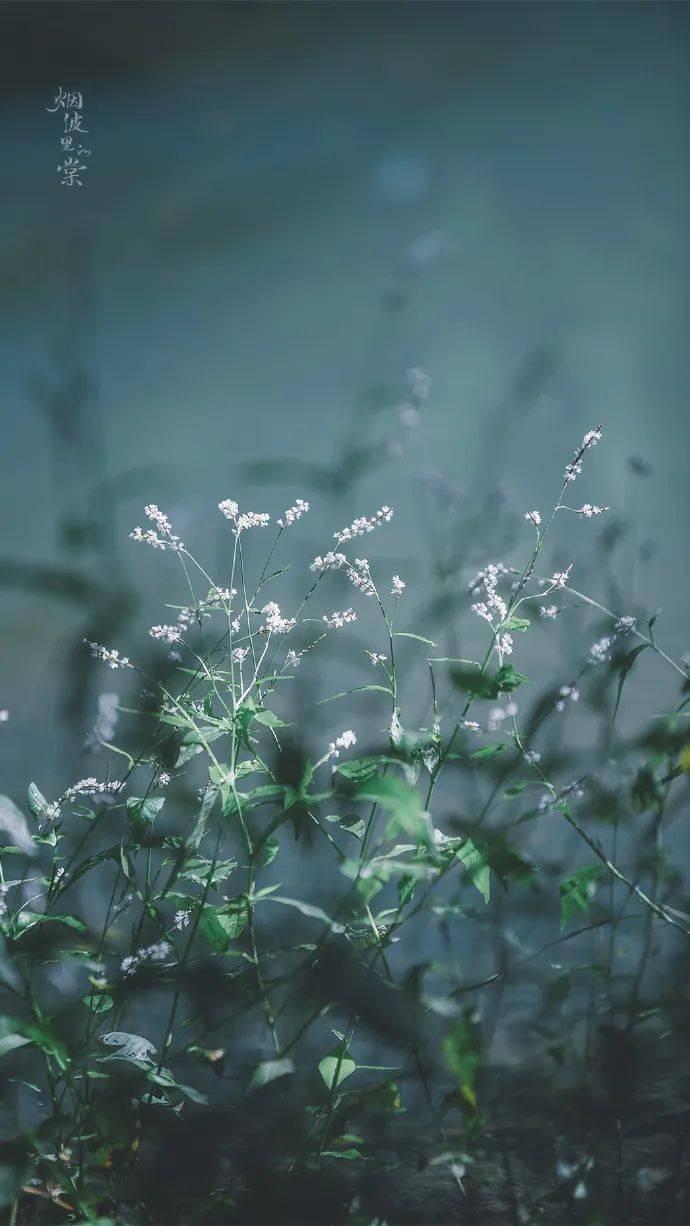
27,782,47,818
613,643,649,723
250,1057,295,1089
495,664,533,692
22,1021,70,1070
559,865,605,929
455,839,491,904
336,756,381,784
470,744,505,761
443,1010,481,1104
318,1050,356,1089
394,631,437,647
504,616,530,633
266,896,345,933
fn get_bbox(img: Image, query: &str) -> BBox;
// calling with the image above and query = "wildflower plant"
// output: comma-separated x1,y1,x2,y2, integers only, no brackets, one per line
1,428,690,1222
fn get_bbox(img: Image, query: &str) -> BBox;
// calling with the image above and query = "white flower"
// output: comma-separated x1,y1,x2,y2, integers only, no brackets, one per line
85,640,131,669
540,605,558,620
615,616,636,634
334,506,393,545
327,729,357,759
310,551,347,573
365,650,387,666
64,778,124,802
524,510,541,527
577,504,608,518
564,427,603,483
556,684,580,711
323,609,357,629
391,575,406,597
121,940,172,976
173,910,190,931
218,499,270,534
149,624,182,644
469,562,509,626
0,709,9,723
550,568,572,589
347,558,376,598
260,602,296,634
277,499,309,527
130,504,184,551
232,646,250,663
524,749,541,765
285,649,302,669
462,720,481,732
158,772,171,787
496,632,513,655
589,635,612,664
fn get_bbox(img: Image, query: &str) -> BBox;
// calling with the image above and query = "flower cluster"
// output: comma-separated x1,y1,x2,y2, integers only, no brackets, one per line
469,562,509,624
391,574,406,597
149,624,183,644
218,499,271,534
524,510,541,527
540,605,559,620
323,609,357,629
347,558,377,598
277,499,309,527
232,646,250,664
310,551,347,573
556,685,580,711
130,504,184,551
334,506,393,545
64,778,124,802
577,503,608,518
121,940,172,976
260,602,296,634
564,427,602,484
365,650,387,667
326,729,357,760
85,640,131,669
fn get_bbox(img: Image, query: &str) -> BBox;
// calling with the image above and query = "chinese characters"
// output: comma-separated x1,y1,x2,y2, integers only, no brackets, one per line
46,86,92,186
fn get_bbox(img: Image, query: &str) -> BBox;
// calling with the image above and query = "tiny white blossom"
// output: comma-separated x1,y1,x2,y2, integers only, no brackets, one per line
64,778,124,802
334,507,393,545
564,427,603,483
347,558,377,598
322,608,357,629
615,616,636,633
524,749,541,765
158,772,171,787
550,568,572,589
391,575,406,597
173,910,190,931
365,650,387,666
232,646,250,663
577,504,608,518
589,635,612,664
261,602,296,634
85,640,131,669
462,720,481,732
130,504,184,551
0,709,9,723
218,499,270,534
540,605,559,620
277,499,309,527
310,551,347,573
524,510,541,527
149,624,182,644
327,729,357,759
285,649,302,668
496,632,514,655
